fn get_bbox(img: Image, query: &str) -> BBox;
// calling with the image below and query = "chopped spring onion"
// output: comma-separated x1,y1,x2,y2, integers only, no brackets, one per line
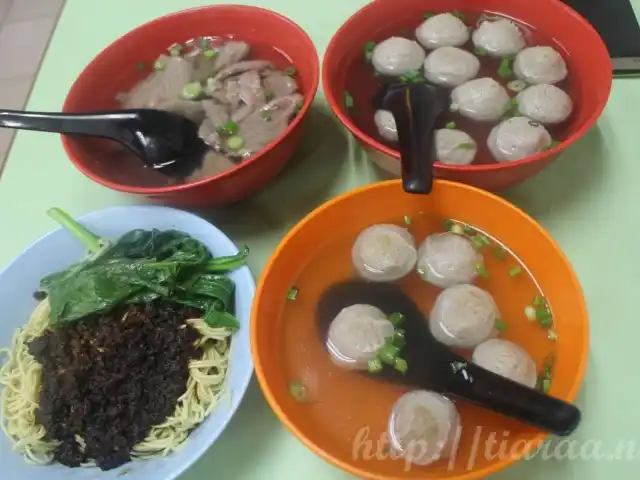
445,121,457,129
507,79,527,92
536,307,553,328
388,312,405,326
463,225,475,235
493,245,507,260
264,91,275,101
498,57,513,78
226,135,245,151
449,103,459,113
548,329,558,341
283,66,297,76
533,295,546,308
289,380,308,402
495,318,508,332
474,46,488,56
451,224,464,236
476,262,489,279
392,329,406,348
471,234,489,249
203,49,217,59
443,218,454,231
286,287,299,301
153,60,167,71
216,120,239,136
542,378,551,393
403,215,412,225
199,37,211,49
364,40,376,62
529,120,541,128
261,111,272,121
451,361,467,373
136,62,145,71
399,69,424,84
536,353,554,393
456,142,476,150
394,357,408,374
508,265,523,277
169,45,183,57
368,358,383,373
524,305,537,321
344,91,354,109
452,9,465,20
423,12,436,20
378,343,400,365
181,81,203,100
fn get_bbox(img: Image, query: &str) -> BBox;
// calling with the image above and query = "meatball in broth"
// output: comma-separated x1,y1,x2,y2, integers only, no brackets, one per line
352,224,418,282
473,339,538,388
514,46,568,85
472,18,526,57
451,77,511,122
434,129,477,165
327,304,395,370
372,37,426,77
415,13,470,49
424,47,481,87
429,284,499,349
487,116,552,162
417,232,482,288
388,390,461,466
517,84,573,125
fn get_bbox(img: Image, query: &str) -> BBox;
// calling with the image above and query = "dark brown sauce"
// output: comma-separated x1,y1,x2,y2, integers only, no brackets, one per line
345,11,575,165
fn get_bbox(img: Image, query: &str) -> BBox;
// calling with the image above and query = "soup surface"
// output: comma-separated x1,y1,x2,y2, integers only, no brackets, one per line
344,10,573,166
279,212,557,476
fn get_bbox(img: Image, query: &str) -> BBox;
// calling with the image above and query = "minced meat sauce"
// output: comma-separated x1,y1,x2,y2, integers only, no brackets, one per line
28,301,202,470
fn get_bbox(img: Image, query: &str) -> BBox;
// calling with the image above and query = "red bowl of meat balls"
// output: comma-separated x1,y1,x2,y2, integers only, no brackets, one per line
63,5,319,207
323,0,612,191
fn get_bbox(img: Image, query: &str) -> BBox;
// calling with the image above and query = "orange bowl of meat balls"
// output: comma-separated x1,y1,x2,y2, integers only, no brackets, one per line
323,0,612,191
63,5,319,207
251,179,589,479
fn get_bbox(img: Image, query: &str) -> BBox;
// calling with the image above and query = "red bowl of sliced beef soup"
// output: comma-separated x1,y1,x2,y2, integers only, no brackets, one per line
323,0,612,191
63,5,319,207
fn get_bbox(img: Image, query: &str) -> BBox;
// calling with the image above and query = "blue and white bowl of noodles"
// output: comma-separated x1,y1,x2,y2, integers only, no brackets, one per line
0,205,255,480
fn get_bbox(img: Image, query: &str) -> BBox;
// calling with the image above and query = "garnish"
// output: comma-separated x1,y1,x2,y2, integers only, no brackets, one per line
216,120,240,136
508,265,523,277
507,79,527,92
443,219,454,231
287,287,299,301
476,262,489,279
498,57,514,78
344,91,355,109
492,245,507,260
445,121,457,129
364,40,376,62
289,380,308,402
399,69,425,84
474,46,488,56
264,91,275,101
388,312,405,326
451,224,464,236
225,135,244,151
153,60,166,71
495,318,508,332
283,66,297,76
524,305,536,322
536,353,554,393
423,12,436,20
261,110,272,121
452,10,465,21
181,81,203,100
547,329,558,341
403,215,412,225
203,49,217,59
456,142,476,150
40,208,248,330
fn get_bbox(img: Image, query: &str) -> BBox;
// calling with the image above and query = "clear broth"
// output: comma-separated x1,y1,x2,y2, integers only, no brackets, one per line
344,10,574,165
279,213,556,476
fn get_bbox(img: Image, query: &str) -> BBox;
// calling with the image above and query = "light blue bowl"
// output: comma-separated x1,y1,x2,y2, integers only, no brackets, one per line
0,205,255,480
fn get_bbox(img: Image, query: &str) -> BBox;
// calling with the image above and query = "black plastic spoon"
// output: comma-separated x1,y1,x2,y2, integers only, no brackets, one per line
376,82,449,195
0,109,207,177
317,280,581,437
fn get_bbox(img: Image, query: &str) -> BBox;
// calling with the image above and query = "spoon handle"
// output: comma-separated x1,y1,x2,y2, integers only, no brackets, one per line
444,362,581,436
0,110,137,138
382,83,446,195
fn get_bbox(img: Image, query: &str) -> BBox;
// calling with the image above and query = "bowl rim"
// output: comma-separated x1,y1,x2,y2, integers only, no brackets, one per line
61,4,320,195
251,179,590,480
322,0,612,173
0,204,256,480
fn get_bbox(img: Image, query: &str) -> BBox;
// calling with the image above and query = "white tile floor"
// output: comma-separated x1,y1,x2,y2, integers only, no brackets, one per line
0,0,65,173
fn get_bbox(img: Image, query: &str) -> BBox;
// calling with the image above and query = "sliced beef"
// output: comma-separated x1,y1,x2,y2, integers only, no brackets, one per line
262,71,299,98
214,60,273,82
120,55,192,109
155,99,206,124
198,100,230,148
232,69,266,123
233,93,303,156
213,41,251,71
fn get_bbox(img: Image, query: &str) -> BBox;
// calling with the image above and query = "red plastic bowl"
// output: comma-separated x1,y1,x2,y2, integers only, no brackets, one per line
63,5,319,207
323,0,612,192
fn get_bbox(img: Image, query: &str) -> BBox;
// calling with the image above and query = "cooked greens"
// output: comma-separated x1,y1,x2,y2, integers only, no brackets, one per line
39,208,248,330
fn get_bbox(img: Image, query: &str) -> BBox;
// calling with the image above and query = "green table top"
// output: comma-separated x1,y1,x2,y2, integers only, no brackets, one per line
1,0,639,478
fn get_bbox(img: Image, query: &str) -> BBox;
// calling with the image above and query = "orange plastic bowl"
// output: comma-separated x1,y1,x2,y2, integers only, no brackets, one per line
323,0,612,191
63,5,319,207
251,180,589,479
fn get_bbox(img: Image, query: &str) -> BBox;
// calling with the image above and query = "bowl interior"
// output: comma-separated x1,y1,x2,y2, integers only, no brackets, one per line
252,180,588,479
0,206,255,480
63,5,318,191
323,0,611,170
